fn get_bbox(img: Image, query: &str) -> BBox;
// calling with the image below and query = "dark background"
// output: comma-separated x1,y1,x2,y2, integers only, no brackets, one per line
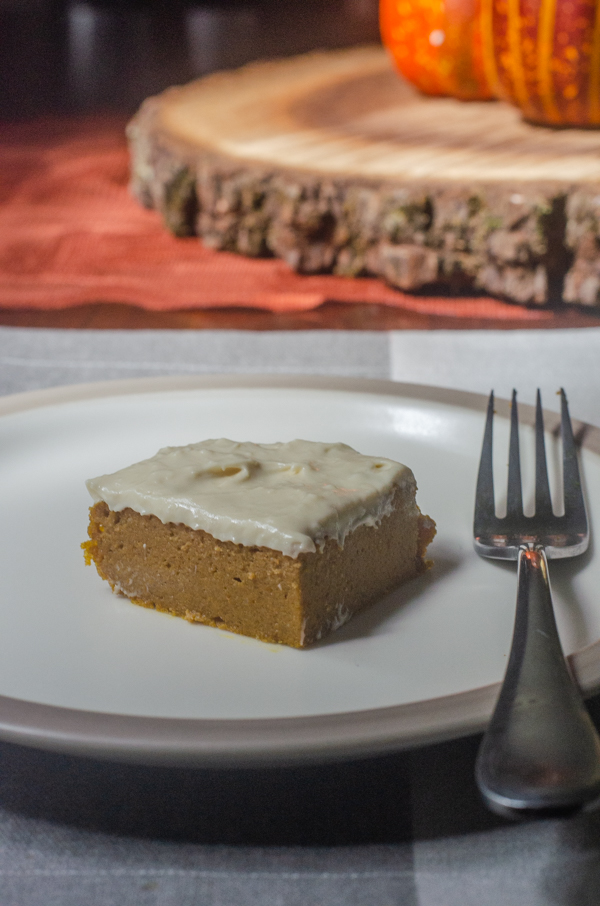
0,0,381,119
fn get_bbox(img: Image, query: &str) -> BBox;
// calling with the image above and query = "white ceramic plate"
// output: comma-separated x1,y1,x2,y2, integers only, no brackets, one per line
1,375,599,767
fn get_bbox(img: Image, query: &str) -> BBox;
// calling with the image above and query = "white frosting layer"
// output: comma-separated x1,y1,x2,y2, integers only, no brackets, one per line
86,439,414,558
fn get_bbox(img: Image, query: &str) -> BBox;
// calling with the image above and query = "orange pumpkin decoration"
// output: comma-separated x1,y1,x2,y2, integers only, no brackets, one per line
480,0,600,125
380,0,494,100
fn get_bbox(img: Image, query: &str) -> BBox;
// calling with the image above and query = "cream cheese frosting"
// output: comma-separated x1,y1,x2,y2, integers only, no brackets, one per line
86,439,415,558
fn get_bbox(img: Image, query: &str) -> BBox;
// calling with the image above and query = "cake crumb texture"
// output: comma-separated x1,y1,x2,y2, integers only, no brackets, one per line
84,489,435,648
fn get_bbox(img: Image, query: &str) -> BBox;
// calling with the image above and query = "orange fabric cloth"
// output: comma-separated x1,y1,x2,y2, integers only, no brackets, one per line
0,116,552,320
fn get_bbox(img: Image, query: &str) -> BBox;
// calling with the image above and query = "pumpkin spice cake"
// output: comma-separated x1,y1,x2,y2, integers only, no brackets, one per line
83,439,435,648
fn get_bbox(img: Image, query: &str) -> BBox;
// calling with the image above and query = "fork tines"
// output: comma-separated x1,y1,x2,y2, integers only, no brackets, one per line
474,388,587,548
507,389,523,519
561,389,587,523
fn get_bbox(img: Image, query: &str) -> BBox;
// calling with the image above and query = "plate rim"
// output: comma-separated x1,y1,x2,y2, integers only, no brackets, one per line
3,373,600,768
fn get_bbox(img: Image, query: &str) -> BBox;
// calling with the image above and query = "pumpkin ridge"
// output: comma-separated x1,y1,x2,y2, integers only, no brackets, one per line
507,0,531,112
480,0,501,93
589,1,600,123
537,0,561,124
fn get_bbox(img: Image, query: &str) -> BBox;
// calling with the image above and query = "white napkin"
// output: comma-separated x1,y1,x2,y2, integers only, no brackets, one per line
390,328,600,426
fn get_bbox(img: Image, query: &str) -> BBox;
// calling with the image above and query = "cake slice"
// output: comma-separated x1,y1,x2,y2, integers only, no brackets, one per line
83,439,435,648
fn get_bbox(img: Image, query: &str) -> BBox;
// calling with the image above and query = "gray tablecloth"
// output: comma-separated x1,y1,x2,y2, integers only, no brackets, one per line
1,325,599,906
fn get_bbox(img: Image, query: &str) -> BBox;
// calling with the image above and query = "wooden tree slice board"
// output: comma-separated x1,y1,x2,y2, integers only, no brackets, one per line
128,46,600,308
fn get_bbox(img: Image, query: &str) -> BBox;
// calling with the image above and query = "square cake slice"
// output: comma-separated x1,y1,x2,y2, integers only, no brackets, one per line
83,439,435,648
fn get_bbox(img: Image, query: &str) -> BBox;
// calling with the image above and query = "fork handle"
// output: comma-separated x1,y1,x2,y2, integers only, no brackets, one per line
476,545,600,816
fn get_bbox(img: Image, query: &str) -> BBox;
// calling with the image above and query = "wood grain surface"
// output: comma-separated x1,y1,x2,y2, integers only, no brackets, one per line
128,46,600,310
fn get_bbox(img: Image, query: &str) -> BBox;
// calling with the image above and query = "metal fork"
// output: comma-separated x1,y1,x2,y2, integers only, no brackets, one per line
474,388,600,817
